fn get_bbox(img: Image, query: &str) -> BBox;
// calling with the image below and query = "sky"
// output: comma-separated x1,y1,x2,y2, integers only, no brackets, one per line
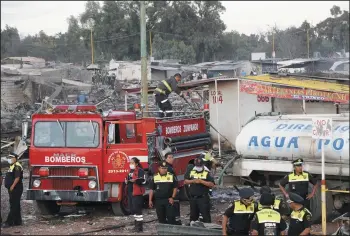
1,1,349,38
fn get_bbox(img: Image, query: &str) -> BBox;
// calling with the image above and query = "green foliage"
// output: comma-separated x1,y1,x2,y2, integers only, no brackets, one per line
1,3,349,63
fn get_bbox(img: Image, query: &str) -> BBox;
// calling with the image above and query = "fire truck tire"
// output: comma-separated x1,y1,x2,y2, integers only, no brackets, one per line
310,181,334,223
34,201,60,215
111,202,129,216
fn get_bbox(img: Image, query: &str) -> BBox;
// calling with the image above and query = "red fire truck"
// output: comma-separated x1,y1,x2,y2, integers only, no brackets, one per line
26,104,210,215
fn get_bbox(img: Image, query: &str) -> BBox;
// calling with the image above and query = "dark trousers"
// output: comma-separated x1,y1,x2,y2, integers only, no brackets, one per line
155,198,176,224
6,184,23,226
155,94,173,118
132,195,144,232
189,195,211,223
173,200,182,225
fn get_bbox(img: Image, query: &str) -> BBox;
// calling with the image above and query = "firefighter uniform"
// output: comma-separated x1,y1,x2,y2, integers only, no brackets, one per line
185,158,215,223
127,163,146,232
287,192,312,236
251,193,287,235
224,188,258,235
3,153,23,227
279,159,317,210
154,75,182,118
149,162,178,224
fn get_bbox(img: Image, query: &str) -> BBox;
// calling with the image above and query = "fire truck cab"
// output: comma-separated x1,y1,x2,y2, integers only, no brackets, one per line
27,105,209,215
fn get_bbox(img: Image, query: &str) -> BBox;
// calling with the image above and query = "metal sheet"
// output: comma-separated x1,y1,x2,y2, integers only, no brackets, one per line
244,75,349,93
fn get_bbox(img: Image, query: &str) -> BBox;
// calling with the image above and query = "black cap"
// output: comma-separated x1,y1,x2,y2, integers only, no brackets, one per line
9,152,18,158
160,161,168,168
260,186,272,194
174,73,182,78
194,157,204,167
260,193,275,206
288,192,304,205
198,153,205,160
292,158,304,165
239,188,254,199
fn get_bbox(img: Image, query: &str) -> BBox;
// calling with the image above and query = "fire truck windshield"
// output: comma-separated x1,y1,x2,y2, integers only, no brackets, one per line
34,121,99,148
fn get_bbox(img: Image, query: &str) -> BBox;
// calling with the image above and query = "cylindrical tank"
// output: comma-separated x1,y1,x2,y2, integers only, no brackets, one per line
236,114,349,163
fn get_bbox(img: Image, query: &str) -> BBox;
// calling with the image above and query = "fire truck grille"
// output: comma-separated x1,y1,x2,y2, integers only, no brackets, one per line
50,168,79,176
52,179,74,190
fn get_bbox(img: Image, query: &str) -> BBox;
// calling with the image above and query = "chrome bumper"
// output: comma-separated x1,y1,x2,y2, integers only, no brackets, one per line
26,189,108,202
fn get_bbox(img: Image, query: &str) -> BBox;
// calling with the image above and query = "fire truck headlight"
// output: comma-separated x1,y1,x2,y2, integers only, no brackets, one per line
88,180,97,189
33,179,41,188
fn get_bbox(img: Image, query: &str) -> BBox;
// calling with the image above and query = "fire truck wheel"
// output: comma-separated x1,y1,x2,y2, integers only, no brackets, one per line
111,202,130,216
35,201,60,215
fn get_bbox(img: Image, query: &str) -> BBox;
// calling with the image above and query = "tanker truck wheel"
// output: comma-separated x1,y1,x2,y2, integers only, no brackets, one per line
310,181,334,223
35,200,60,215
111,184,131,216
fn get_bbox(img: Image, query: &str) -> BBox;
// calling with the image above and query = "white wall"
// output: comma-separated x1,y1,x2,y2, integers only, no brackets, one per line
116,62,151,81
208,80,271,149
273,98,336,114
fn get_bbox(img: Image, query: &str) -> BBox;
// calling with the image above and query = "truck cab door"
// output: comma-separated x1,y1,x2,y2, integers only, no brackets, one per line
104,120,149,183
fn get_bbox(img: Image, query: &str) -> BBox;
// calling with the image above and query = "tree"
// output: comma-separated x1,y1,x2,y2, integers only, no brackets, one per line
330,5,342,17
1,25,21,58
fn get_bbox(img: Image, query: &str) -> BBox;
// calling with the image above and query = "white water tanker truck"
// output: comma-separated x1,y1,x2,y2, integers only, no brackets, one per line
234,113,349,222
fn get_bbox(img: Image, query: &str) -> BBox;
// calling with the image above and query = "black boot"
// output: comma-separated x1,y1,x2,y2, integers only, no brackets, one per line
136,221,143,232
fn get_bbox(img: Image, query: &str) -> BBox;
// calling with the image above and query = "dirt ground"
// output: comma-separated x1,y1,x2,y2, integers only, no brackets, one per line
0,169,340,235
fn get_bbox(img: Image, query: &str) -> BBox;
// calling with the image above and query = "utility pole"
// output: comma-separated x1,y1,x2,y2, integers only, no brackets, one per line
272,31,275,58
231,30,234,60
307,29,310,58
140,1,148,116
90,28,94,64
149,31,152,58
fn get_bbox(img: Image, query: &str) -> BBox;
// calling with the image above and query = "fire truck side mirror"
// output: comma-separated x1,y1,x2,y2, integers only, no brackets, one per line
22,120,29,141
108,124,115,144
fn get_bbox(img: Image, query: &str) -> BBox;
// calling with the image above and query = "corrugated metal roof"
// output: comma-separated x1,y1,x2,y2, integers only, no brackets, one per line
151,65,181,71
244,74,349,93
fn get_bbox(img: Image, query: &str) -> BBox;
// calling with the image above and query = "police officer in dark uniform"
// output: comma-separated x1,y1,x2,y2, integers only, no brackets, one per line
258,186,290,216
154,73,184,118
279,158,318,211
2,153,23,228
164,153,182,225
251,193,287,236
149,161,178,224
184,157,215,223
287,192,313,236
222,188,258,236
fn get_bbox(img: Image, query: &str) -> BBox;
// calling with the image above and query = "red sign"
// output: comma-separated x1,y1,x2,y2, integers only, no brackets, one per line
210,90,223,104
240,80,349,103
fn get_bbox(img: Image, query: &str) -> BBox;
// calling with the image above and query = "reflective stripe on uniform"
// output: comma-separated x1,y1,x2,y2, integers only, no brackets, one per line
257,209,281,223
134,214,143,221
288,172,309,182
189,170,209,180
258,199,281,211
161,80,172,93
291,209,307,221
154,173,174,183
233,200,255,214
155,88,166,94
9,162,23,172
161,99,169,103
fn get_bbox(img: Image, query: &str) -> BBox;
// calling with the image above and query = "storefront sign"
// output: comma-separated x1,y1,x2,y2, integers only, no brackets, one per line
240,80,349,103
